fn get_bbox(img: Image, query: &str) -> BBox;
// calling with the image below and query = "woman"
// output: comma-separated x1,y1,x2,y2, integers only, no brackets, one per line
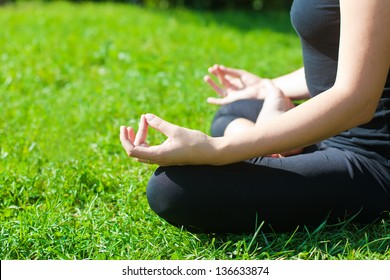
120,0,390,233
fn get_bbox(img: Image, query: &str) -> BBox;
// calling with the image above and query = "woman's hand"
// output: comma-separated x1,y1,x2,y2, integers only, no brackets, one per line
204,64,267,105
120,114,215,166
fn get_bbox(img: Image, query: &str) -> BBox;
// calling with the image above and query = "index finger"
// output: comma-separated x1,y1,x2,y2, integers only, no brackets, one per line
134,114,148,146
214,67,239,89
218,65,246,78
204,75,227,97
129,144,163,164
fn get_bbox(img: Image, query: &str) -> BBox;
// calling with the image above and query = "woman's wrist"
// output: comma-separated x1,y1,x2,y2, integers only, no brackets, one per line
207,136,228,165
207,135,251,166
271,68,310,100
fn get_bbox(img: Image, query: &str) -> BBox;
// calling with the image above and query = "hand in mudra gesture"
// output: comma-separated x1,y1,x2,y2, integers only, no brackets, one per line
120,114,214,166
204,64,267,105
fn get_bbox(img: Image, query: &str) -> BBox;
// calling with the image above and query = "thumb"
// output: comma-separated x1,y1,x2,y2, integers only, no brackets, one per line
207,93,241,105
207,97,231,106
144,114,178,137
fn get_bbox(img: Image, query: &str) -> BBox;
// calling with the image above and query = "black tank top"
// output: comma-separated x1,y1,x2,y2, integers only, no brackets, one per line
290,0,390,166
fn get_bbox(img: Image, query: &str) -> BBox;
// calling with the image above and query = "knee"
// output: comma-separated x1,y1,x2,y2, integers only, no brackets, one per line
146,167,183,222
210,100,262,137
210,105,237,137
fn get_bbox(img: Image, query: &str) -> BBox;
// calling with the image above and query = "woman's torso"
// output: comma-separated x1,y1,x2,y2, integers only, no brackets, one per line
290,0,390,166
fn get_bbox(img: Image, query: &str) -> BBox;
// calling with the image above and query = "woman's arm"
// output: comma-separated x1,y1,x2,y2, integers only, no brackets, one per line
211,0,390,164
120,0,389,166
272,67,310,100
204,65,310,105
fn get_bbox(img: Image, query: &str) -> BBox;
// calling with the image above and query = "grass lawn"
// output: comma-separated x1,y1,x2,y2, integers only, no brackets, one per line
0,1,389,260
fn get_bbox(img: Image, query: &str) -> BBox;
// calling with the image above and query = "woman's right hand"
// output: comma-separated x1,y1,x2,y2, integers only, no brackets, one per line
204,64,267,105
120,114,217,166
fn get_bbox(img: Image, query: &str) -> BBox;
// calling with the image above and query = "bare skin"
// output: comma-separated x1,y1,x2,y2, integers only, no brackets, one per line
204,65,310,105
205,66,304,157
120,0,390,167
208,81,296,137
256,80,303,157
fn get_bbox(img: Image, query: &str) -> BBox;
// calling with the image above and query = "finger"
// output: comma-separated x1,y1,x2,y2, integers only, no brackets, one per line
207,96,236,106
215,67,239,90
127,127,135,143
144,113,179,138
204,75,227,97
129,144,163,164
120,126,135,155
134,114,148,146
208,64,220,76
218,65,246,78
139,142,150,147
208,65,239,89
214,66,226,86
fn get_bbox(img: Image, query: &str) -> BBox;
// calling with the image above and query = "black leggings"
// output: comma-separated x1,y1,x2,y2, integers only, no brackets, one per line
146,100,390,233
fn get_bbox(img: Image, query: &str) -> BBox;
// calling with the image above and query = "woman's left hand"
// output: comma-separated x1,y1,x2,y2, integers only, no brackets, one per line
120,114,215,166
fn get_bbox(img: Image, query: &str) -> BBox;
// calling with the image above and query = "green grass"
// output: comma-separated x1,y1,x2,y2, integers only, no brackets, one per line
0,1,389,260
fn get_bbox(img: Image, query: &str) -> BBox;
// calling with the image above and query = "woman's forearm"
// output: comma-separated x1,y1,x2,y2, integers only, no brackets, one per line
272,68,310,100
210,85,377,165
